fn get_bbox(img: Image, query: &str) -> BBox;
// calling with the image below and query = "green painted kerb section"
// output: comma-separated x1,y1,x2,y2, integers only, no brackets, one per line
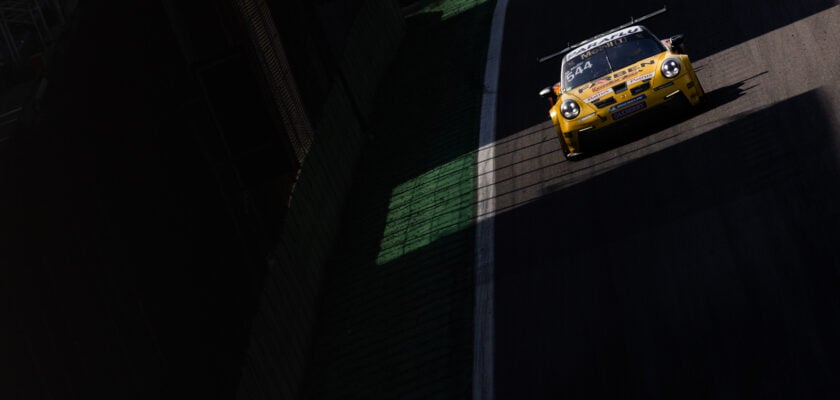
419,0,489,20
377,152,476,265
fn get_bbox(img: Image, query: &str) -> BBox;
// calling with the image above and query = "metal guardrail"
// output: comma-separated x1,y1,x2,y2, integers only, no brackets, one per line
0,105,21,126
0,105,21,142
0,0,65,64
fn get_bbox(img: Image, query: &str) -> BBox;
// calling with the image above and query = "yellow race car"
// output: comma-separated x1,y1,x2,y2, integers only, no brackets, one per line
539,7,704,160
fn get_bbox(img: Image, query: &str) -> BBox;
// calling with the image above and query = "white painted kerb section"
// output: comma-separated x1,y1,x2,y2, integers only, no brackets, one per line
474,0,507,399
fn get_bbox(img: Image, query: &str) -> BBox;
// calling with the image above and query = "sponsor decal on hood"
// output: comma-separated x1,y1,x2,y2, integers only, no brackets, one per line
576,59,656,95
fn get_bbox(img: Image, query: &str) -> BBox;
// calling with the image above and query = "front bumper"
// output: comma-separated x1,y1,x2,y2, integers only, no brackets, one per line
558,72,703,154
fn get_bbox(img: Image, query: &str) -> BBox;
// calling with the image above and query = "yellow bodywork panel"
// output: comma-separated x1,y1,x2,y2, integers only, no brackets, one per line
548,40,704,155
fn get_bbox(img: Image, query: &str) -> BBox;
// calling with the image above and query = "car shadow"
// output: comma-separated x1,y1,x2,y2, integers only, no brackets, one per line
495,88,840,398
577,72,765,158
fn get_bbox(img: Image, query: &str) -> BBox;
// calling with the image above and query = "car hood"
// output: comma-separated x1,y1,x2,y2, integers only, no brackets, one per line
564,52,667,104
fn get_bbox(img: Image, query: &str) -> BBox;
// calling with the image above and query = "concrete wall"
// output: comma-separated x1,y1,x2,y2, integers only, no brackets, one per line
235,1,405,398
338,0,406,122
0,0,403,397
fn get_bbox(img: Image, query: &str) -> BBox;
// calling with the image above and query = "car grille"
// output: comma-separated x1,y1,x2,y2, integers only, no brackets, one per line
631,82,651,95
594,97,616,109
612,82,628,94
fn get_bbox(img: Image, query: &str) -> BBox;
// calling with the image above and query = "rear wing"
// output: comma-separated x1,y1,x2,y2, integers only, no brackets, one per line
538,6,668,63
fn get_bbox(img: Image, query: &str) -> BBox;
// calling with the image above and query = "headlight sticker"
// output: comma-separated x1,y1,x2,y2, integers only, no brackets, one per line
585,88,613,103
628,72,655,85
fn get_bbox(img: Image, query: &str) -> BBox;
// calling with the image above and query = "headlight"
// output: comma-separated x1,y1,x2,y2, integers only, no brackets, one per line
560,99,580,120
661,58,681,79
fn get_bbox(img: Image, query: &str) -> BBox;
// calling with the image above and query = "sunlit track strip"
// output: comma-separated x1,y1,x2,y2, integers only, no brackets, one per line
483,41,788,216
474,0,508,399
486,106,777,217
485,121,738,216
485,7,840,229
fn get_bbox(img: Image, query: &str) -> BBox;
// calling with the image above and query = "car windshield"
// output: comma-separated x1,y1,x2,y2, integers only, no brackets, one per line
562,29,665,91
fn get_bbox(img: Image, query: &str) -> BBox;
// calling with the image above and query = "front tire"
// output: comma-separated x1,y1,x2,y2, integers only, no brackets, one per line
566,152,585,161
558,135,574,161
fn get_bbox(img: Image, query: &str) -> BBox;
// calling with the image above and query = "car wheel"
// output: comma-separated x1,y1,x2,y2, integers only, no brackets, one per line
558,136,575,161
567,152,585,161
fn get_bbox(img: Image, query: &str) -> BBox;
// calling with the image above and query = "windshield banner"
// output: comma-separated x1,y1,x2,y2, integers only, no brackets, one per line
566,26,643,60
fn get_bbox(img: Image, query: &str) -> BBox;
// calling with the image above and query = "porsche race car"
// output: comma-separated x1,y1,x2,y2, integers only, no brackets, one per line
539,7,704,160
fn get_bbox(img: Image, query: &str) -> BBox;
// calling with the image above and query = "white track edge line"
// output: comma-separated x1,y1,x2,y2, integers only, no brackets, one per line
474,1,507,399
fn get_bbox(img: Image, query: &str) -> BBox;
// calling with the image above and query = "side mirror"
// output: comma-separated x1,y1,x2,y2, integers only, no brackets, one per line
539,86,557,106
669,34,685,53
670,34,685,46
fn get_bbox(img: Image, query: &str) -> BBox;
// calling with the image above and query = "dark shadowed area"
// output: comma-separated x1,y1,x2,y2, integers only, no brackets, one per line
494,90,840,398
1,2,262,398
303,3,494,397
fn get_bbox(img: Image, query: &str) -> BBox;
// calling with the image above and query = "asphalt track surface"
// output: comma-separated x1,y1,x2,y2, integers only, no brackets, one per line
492,0,840,398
